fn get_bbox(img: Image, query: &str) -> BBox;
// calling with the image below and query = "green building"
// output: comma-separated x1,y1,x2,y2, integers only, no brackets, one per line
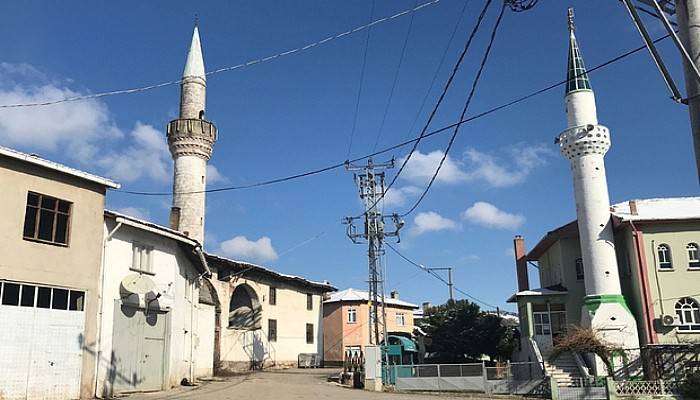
509,197,700,377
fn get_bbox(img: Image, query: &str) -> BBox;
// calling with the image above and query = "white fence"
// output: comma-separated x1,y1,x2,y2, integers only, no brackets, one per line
614,380,681,397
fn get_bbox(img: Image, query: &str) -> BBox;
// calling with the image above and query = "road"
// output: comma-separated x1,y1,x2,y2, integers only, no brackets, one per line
122,369,517,400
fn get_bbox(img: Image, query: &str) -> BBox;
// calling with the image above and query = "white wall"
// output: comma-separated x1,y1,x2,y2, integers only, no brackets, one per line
213,275,325,368
95,220,214,396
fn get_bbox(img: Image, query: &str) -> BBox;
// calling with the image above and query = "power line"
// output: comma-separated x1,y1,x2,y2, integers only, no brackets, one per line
347,0,376,159
354,0,497,218
372,0,420,152
113,33,672,196
0,0,442,109
402,1,506,217
385,242,497,309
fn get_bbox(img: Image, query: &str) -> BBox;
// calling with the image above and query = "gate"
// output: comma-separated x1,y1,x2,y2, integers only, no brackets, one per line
557,377,608,400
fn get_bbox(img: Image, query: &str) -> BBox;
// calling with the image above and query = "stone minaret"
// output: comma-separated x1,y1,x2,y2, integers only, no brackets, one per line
557,8,639,362
167,25,217,244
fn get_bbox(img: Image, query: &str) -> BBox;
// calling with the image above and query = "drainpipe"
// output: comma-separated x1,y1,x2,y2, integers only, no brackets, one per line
629,221,657,345
94,220,123,398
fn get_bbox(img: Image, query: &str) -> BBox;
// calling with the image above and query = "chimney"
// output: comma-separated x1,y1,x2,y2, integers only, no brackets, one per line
629,199,638,216
514,235,529,292
169,207,181,230
390,290,399,300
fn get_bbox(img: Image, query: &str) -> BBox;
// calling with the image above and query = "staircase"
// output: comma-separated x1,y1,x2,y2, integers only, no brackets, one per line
544,352,584,386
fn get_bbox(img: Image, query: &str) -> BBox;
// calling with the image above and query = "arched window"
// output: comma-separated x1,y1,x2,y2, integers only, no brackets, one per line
688,243,700,269
575,258,584,281
657,244,673,269
228,284,262,330
675,297,700,331
198,110,205,119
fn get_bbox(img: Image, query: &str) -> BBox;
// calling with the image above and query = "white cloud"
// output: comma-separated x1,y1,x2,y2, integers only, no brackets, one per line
399,150,467,185
97,122,171,183
463,145,552,188
207,164,228,185
410,211,460,236
383,186,421,208
219,235,278,263
113,207,151,220
461,201,525,230
504,247,515,257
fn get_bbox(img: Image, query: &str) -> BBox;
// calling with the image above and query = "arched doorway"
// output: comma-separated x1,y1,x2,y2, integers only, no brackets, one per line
228,284,262,330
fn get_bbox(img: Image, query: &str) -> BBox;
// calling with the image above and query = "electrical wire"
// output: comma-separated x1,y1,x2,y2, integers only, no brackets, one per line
385,242,497,309
0,0,442,109
372,0,419,152
113,33,672,196
401,1,506,217
347,0,376,159
353,0,497,219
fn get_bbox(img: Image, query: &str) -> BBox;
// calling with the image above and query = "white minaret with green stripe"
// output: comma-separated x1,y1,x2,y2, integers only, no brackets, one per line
557,8,639,366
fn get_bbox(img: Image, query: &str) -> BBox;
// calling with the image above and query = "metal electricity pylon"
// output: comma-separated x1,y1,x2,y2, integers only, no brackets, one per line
343,158,404,347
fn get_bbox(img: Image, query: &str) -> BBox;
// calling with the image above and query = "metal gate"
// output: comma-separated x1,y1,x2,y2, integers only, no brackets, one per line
558,378,608,400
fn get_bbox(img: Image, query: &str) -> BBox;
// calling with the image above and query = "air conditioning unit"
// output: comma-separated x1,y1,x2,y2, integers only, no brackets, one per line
661,314,681,327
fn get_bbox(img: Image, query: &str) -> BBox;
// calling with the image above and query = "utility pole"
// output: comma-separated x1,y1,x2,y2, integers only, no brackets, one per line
427,267,454,302
344,158,404,348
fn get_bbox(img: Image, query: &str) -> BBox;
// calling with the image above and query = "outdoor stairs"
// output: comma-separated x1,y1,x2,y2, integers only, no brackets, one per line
543,352,584,386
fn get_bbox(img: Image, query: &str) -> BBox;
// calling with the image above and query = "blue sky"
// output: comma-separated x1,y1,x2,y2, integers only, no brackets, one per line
0,1,696,311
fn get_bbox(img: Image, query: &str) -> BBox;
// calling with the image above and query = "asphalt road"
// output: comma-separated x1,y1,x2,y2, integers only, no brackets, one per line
122,369,516,400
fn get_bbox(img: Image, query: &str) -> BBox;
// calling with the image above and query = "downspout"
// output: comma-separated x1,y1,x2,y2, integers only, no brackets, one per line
94,221,123,398
629,221,657,344
190,245,211,382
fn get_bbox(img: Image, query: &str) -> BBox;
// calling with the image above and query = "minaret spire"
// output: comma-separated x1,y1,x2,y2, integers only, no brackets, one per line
183,24,206,81
566,7,591,95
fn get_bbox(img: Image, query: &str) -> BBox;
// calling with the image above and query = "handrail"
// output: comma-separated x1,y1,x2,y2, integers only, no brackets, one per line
572,352,592,379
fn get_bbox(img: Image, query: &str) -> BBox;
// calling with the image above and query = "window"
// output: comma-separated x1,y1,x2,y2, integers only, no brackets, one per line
23,192,72,245
131,243,154,274
269,287,276,305
306,323,314,344
688,243,700,269
675,297,700,331
533,312,551,335
0,282,83,311
575,258,584,281
347,308,357,323
658,244,673,269
306,293,313,310
268,319,277,342
228,284,261,330
396,312,406,326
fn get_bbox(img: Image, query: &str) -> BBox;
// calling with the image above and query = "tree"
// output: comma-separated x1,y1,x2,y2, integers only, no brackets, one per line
421,299,515,363
548,326,617,376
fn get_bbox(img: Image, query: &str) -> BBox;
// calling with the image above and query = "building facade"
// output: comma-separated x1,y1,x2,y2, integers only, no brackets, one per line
323,288,418,365
95,211,216,396
205,255,335,370
510,198,700,360
0,146,119,400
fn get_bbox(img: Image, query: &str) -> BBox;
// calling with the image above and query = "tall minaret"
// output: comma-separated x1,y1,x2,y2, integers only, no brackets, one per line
167,24,217,244
557,8,639,364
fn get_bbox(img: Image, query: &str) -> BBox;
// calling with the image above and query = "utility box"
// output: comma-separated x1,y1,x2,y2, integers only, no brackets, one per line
364,345,383,392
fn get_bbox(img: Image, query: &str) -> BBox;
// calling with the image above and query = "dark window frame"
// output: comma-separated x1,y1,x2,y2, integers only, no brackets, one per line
268,319,277,342
306,323,314,344
269,287,277,306
306,293,313,310
23,192,72,246
575,258,584,281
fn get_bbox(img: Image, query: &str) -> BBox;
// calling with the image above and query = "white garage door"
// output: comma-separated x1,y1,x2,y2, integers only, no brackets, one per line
0,281,86,400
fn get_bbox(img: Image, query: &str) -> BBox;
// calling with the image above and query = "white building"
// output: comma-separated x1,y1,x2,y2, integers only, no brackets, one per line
95,210,217,396
205,254,335,370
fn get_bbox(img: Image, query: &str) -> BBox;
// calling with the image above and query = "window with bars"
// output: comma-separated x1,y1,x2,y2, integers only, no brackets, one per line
675,297,700,331
657,244,673,269
306,293,313,310
306,323,314,344
575,258,584,281
269,287,276,305
268,319,277,342
23,192,72,246
687,243,700,269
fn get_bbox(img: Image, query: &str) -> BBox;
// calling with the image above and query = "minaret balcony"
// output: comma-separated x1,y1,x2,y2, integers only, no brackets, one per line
167,118,218,142
557,124,611,160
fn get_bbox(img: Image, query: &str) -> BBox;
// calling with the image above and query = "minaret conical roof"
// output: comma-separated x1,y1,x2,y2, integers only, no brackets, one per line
183,25,206,80
565,8,591,94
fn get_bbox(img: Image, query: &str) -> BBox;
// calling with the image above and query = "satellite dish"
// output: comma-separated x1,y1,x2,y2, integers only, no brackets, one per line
120,273,156,296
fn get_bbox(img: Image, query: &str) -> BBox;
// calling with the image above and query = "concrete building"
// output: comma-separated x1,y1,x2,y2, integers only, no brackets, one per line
0,146,119,399
95,210,217,396
205,255,335,370
323,288,418,365
167,25,217,244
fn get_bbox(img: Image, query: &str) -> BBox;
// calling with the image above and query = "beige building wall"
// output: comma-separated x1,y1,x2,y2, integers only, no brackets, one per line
0,156,108,398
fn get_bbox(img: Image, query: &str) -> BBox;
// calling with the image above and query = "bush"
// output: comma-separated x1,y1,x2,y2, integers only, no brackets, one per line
679,370,700,400
548,326,618,376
